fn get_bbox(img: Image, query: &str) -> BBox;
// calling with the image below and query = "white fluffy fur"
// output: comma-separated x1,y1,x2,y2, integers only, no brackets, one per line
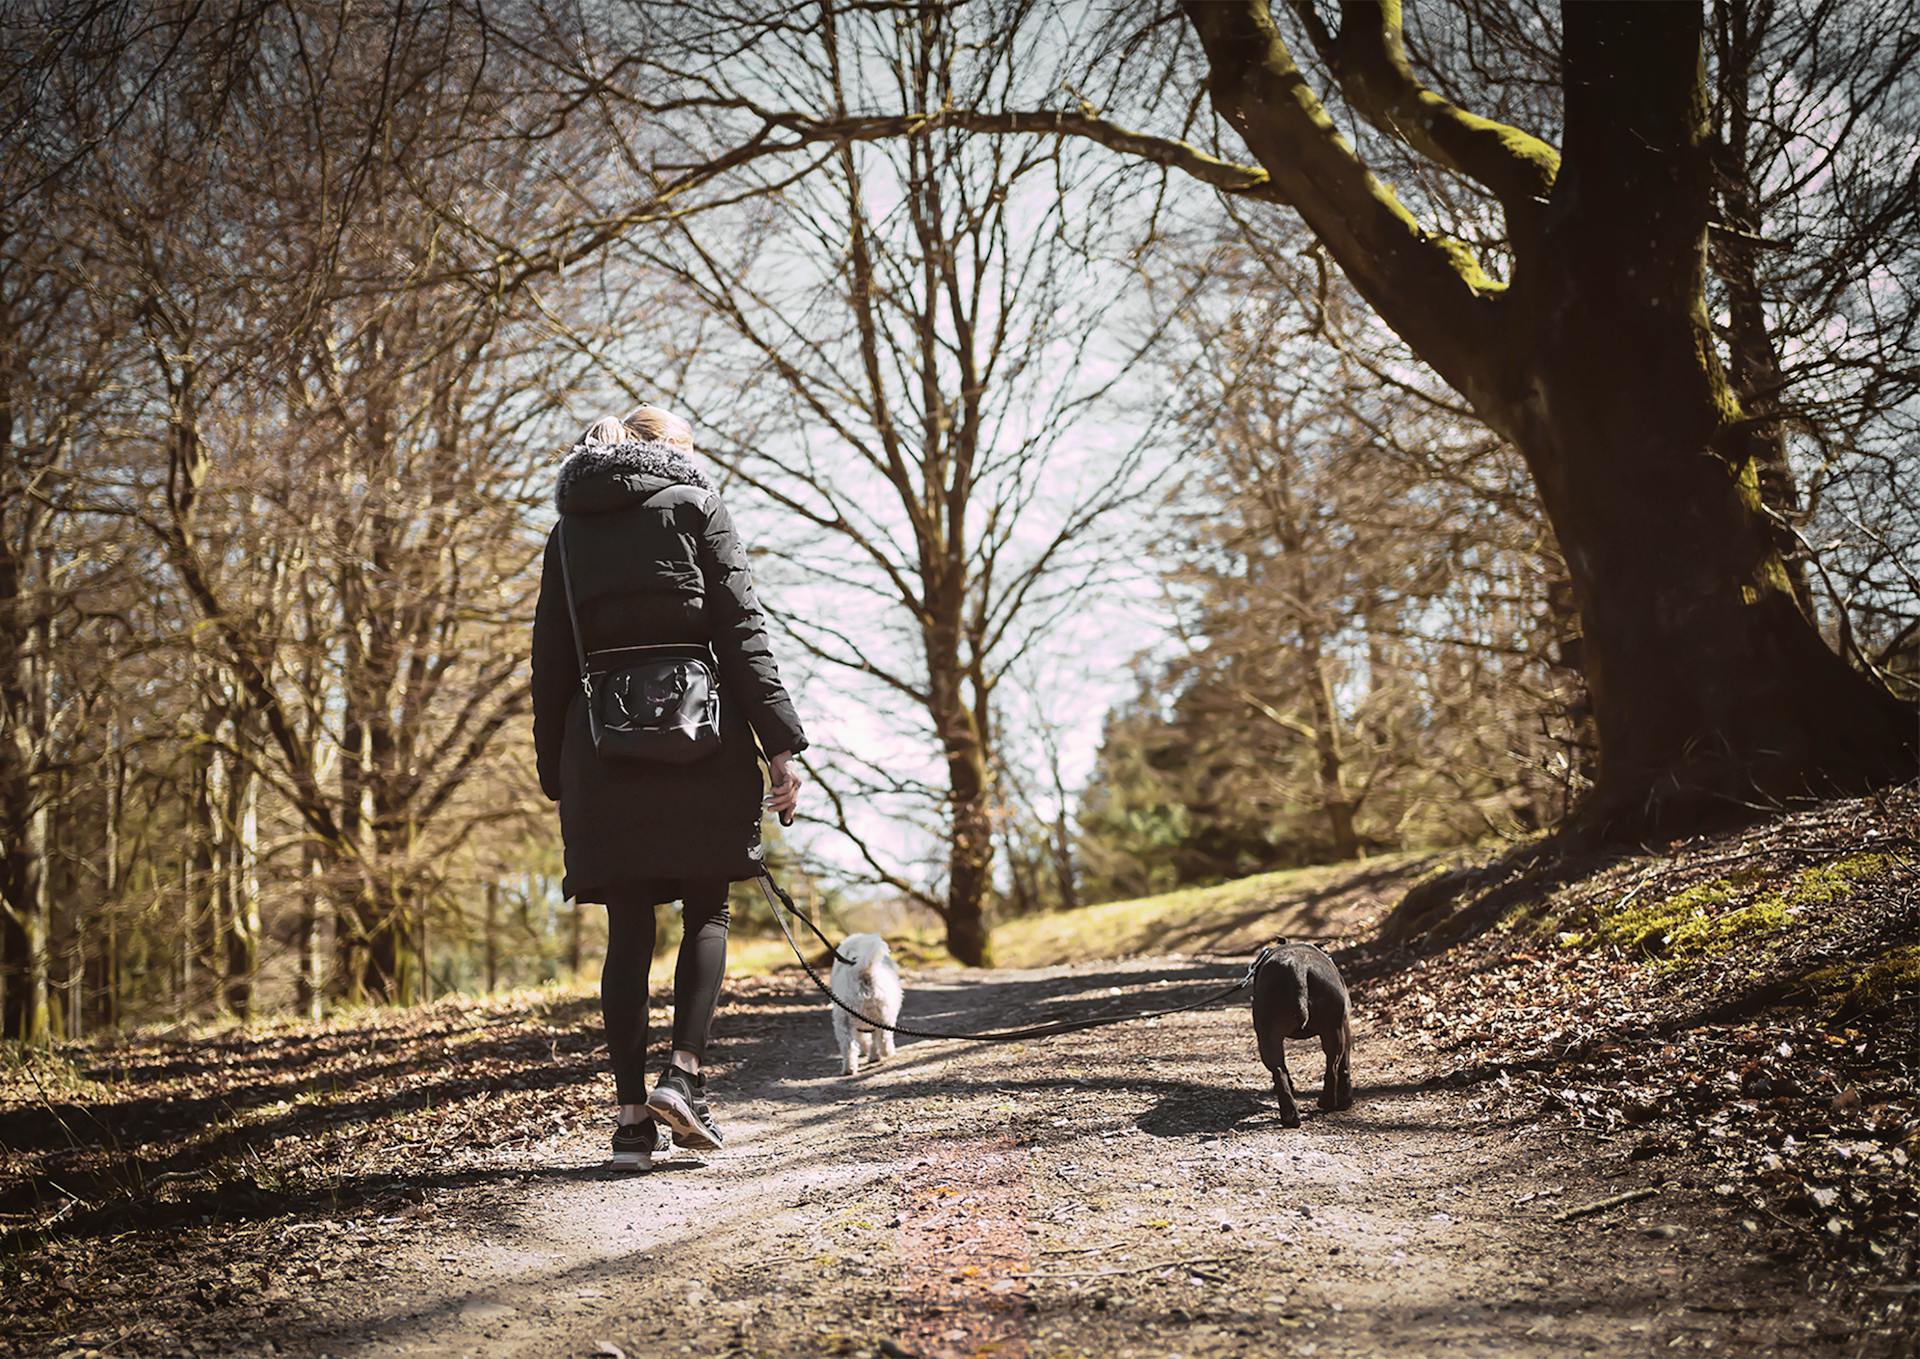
830,933,903,1076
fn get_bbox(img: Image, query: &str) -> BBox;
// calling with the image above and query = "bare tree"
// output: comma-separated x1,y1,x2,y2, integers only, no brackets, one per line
512,6,1172,962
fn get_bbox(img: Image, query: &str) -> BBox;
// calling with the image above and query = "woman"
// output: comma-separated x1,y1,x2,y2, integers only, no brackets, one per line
532,404,805,1169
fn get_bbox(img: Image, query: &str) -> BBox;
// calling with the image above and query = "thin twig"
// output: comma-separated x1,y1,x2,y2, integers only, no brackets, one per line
1018,1253,1232,1280
1552,1186,1657,1222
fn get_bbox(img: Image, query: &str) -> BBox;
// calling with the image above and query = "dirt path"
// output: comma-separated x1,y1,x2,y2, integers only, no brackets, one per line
264,956,1858,1359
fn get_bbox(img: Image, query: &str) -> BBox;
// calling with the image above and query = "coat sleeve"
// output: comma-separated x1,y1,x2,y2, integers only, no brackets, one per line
695,494,808,758
531,526,575,801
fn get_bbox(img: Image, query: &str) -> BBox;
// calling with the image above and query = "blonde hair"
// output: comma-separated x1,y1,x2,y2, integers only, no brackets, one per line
627,403,693,448
581,403,694,448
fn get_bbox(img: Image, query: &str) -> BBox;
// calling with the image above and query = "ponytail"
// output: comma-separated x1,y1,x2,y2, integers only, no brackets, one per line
579,403,694,450
582,415,631,445
626,404,694,449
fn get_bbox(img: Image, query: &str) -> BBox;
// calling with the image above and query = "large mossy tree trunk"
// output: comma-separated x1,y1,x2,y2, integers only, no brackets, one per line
1181,0,1916,832
1507,3,1911,822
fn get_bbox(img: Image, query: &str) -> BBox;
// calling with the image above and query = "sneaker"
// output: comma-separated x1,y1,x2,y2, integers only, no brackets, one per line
645,1065,725,1151
609,1116,671,1170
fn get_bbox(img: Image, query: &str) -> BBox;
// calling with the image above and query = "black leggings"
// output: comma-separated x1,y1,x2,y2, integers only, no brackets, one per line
602,879,731,1103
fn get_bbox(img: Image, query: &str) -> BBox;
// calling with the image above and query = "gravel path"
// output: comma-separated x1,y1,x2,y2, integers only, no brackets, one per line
273,955,1858,1359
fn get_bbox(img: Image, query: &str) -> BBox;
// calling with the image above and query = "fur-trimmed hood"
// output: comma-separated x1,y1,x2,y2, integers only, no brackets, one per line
555,438,714,511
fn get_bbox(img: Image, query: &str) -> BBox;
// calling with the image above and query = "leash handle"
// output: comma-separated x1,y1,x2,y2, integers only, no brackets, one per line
753,867,1252,1045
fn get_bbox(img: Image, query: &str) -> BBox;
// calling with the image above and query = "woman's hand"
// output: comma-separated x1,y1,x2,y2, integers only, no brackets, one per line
767,751,803,824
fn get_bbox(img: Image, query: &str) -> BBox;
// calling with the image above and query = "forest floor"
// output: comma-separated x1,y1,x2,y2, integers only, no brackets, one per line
3,787,1916,1359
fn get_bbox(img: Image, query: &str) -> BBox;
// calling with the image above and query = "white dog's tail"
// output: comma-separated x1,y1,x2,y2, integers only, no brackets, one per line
854,941,893,995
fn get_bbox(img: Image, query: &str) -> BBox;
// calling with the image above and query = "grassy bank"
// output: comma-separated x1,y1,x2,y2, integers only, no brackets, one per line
699,851,1437,981
953,852,1435,969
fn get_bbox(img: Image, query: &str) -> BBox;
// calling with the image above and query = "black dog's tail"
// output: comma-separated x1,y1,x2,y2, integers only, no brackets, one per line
1278,959,1311,1033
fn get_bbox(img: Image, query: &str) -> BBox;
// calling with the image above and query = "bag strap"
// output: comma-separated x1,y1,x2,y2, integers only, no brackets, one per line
555,520,592,696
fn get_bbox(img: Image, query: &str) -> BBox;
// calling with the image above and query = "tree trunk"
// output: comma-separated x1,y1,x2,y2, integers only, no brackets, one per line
1300,628,1362,861
406,877,429,1006
943,762,993,965
1001,818,1035,918
921,595,995,965
296,649,329,1019
52,764,77,1040
187,710,219,1015
484,880,500,993
1497,3,1915,828
100,728,124,1032
335,672,380,1001
10,796,52,1045
0,510,51,1043
363,823,405,1006
176,837,192,1021
0,898,22,1041
359,875,402,1002
0,679,50,1041
929,677,993,966
0,314,39,1042
1042,735,1080,913
222,738,260,1017
64,927,82,1041
1050,806,1079,914
296,839,326,1020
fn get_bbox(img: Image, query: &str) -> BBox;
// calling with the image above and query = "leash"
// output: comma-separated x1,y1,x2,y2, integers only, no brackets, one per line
754,868,1271,1044
759,866,856,967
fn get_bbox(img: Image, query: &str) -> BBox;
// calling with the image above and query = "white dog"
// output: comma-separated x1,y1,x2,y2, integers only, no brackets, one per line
830,933,903,1076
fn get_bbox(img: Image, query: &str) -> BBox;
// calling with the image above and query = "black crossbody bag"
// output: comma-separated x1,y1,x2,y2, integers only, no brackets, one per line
556,520,722,764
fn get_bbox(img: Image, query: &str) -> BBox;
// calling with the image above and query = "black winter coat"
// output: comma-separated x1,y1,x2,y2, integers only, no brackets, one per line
531,439,807,900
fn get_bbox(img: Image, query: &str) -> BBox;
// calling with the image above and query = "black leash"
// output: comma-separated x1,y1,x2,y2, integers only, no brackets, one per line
754,868,1270,1044
759,866,855,967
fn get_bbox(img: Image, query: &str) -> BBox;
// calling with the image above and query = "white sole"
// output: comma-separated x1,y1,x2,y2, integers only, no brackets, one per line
646,1086,722,1151
607,1151,653,1171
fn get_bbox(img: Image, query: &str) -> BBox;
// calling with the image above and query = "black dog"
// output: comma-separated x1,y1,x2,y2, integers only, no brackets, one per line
1249,940,1353,1127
